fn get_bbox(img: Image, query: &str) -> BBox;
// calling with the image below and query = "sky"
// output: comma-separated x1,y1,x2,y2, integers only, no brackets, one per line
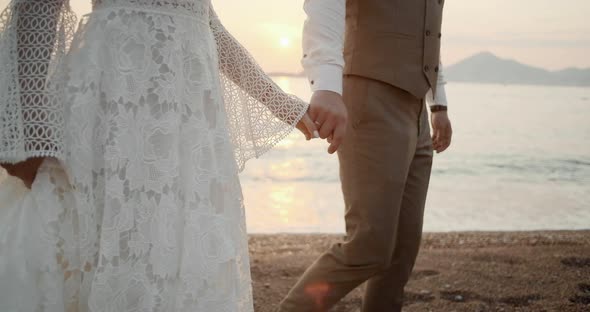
2,0,589,72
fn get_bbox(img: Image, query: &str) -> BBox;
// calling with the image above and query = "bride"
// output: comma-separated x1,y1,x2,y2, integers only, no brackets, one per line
0,0,323,311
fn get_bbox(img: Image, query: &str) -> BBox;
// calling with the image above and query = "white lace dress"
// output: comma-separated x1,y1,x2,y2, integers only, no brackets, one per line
0,1,307,311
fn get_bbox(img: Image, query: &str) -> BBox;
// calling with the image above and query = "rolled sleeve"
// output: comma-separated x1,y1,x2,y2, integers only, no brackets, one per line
302,0,345,95
427,61,448,106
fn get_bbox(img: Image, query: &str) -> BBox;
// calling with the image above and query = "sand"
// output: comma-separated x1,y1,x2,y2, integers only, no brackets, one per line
249,231,590,312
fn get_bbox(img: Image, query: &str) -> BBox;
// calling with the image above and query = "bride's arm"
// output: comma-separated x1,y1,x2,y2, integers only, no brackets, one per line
0,0,76,187
208,7,308,126
207,7,318,169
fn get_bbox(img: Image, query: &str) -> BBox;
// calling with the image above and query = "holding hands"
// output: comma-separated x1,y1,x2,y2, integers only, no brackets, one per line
297,90,348,154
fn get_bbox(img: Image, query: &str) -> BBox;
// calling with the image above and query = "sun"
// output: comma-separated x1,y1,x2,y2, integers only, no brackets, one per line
279,36,291,48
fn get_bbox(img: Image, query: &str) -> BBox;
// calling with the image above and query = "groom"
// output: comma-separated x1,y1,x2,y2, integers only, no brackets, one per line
279,0,453,311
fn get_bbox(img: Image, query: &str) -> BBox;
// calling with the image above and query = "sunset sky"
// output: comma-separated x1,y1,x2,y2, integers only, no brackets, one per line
2,0,589,72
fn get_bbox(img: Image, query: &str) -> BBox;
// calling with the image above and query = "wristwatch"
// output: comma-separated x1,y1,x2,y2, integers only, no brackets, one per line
430,105,448,113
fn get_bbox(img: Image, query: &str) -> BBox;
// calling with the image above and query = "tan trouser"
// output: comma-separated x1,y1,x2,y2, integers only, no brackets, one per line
278,76,433,312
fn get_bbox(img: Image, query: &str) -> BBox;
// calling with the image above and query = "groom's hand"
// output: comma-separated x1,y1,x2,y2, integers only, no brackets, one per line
309,90,348,154
431,111,452,153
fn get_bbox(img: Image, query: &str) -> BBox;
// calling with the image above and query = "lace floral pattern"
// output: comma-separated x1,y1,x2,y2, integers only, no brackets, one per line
92,0,210,17
0,0,308,311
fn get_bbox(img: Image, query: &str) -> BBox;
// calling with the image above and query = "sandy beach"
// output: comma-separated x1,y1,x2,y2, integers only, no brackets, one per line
249,231,590,312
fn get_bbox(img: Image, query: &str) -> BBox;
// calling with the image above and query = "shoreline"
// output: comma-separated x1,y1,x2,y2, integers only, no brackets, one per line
249,230,590,311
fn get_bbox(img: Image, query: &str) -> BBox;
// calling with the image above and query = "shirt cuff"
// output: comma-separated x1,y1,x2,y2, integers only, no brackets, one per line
306,64,343,95
433,85,448,106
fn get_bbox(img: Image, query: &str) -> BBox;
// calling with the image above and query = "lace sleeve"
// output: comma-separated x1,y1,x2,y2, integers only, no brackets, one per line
0,0,77,164
209,7,308,171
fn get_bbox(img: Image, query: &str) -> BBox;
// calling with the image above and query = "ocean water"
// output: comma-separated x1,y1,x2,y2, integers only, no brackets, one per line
241,78,590,233
0,78,587,233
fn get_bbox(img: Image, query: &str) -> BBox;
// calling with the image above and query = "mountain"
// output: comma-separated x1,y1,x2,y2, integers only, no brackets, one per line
268,71,305,78
445,52,590,87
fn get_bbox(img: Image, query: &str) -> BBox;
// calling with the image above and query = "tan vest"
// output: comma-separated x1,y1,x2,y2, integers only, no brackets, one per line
344,0,445,98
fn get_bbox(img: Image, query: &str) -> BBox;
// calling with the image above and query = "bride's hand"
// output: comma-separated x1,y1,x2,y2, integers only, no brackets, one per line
296,110,320,141
1,157,45,189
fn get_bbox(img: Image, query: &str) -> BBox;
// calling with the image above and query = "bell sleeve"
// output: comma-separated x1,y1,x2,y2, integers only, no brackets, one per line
209,7,309,171
0,0,77,164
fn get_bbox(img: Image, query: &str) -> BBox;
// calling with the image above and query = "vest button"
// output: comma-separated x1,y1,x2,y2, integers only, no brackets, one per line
435,66,439,73
310,80,315,85
438,0,443,4
438,33,442,39
425,30,431,36
424,65,430,72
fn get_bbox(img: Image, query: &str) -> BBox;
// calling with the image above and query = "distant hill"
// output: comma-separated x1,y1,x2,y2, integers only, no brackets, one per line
268,71,305,78
445,52,590,87
268,52,590,87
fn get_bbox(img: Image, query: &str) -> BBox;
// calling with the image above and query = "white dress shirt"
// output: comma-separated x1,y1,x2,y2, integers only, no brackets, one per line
302,0,448,106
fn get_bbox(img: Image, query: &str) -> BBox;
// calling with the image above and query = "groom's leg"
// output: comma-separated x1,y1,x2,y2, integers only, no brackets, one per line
277,76,421,312
361,104,433,311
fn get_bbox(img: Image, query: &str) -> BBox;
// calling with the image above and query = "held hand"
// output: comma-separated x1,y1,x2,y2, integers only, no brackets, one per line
1,157,45,189
431,111,452,153
296,110,320,141
309,90,348,154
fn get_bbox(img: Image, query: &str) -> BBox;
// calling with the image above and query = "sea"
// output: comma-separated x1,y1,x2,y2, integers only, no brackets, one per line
240,77,590,233
0,78,587,233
